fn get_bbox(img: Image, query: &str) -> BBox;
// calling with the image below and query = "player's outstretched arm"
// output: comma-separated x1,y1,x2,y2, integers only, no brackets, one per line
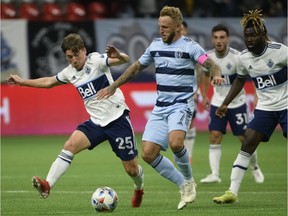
201,71,211,111
7,74,61,88
201,57,223,86
195,63,211,110
216,76,246,118
96,60,146,100
106,45,129,66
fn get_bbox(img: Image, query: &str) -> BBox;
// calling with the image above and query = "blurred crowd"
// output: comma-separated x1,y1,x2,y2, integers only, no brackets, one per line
1,0,287,20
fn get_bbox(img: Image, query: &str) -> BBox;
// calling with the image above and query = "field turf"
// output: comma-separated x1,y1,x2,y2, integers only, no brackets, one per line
1,131,286,215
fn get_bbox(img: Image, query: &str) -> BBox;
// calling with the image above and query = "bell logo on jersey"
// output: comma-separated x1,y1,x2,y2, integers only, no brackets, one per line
255,75,277,89
77,82,97,100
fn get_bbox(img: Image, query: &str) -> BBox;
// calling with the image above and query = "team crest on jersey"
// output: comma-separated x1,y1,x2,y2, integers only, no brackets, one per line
226,63,232,70
267,59,274,68
85,66,91,75
174,49,183,59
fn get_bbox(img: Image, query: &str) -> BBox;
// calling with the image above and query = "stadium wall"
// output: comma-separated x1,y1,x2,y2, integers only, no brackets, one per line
2,81,257,135
1,18,286,135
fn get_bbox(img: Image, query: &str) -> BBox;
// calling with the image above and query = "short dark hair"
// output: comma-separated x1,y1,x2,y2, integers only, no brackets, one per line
61,33,85,53
212,24,229,36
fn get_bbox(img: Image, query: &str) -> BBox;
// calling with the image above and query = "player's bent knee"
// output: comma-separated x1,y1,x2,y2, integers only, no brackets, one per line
141,151,154,164
124,165,139,177
63,140,82,154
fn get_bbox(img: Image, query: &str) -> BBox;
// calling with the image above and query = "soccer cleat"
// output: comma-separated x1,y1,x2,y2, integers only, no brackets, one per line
178,181,197,210
32,176,50,199
131,189,144,207
213,190,238,204
200,174,221,183
251,166,264,183
178,200,187,210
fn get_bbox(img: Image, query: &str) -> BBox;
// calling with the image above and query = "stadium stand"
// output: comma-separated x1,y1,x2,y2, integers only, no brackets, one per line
18,0,40,20
42,0,63,21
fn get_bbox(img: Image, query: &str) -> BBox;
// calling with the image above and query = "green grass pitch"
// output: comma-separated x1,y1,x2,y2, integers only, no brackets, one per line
1,130,286,215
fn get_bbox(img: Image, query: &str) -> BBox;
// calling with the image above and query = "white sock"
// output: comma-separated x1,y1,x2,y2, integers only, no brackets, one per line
132,165,144,190
184,127,196,159
209,144,221,176
250,150,258,168
46,149,74,188
229,151,251,195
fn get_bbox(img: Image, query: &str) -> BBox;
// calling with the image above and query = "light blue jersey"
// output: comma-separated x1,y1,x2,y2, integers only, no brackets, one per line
139,36,207,114
140,36,208,148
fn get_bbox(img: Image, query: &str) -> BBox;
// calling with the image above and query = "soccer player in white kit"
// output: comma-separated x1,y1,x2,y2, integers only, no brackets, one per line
213,10,287,204
96,6,223,209
8,33,144,208
199,24,264,184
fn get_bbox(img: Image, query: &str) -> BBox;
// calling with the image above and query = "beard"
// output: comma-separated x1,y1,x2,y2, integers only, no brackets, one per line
163,32,175,44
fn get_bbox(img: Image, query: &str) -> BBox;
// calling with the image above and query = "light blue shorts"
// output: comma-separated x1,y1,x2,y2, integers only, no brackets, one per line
142,105,192,151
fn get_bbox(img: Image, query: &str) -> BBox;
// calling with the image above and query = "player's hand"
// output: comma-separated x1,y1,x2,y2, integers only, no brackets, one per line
7,74,22,85
215,105,228,118
211,76,224,86
202,96,210,111
105,45,120,59
96,86,116,100
252,94,258,111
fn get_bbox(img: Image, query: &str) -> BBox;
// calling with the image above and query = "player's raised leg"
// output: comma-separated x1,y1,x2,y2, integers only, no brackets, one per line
32,130,89,199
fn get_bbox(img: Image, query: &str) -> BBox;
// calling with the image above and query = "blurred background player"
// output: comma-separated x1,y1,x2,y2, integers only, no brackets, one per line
8,33,144,208
213,10,287,203
199,24,264,184
181,20,198,163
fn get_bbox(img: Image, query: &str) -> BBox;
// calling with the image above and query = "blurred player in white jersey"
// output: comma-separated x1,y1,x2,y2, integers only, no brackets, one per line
199,24,264,184
213,10,287,204
8,33,144,208
181,21,199,164
96,6,223,209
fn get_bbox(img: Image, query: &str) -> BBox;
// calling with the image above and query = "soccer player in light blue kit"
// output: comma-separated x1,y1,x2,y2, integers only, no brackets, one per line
97,6,223,209
8,33,144,208
213,10,287,204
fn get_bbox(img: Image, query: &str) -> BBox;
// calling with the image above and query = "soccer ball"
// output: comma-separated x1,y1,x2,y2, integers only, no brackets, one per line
91,187,118,212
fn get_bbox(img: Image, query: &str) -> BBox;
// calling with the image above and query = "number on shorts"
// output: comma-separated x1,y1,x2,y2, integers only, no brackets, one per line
116,136,133,150
235,113,248,125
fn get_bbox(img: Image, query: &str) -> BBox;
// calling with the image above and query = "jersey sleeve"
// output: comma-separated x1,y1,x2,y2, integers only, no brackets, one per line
189,42,207,64
56,67,70,83
279,43,288,64
237,55,248,77
138,44,154,66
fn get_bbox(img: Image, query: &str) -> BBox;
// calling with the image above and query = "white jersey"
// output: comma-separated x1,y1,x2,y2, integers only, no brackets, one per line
56,52,129,126
238,41,287,111
207,47,246,108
